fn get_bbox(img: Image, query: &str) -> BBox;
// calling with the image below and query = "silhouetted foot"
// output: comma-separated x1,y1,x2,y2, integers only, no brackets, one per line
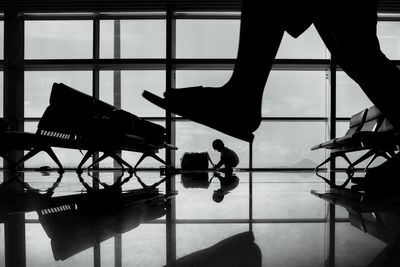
143,86,261,142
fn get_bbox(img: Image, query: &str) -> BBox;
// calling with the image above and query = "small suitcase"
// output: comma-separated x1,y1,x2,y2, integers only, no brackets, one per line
180,152,210,170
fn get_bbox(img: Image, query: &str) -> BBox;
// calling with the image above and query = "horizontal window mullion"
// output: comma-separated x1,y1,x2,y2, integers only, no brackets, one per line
173,117,328,122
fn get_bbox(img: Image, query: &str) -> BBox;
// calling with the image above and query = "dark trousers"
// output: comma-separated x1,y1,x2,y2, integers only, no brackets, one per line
231,0,400,130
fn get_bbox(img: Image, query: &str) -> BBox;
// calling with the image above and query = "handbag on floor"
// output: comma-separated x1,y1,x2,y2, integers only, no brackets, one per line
180,152,210,170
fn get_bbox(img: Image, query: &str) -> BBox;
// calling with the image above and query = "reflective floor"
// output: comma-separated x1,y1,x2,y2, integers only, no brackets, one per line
0,170,397,267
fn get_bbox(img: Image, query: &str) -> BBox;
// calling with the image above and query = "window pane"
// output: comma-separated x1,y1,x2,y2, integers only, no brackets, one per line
176,19,240,58
253,172,328,219
176,70,232,88
100,19,166,58
25,20,92,59
25,71,92,117
0,20,3,59
176,172,249,219
276,25,329,59
253,121,327,168
100,70,165,117
263,71,328,117
378,21,400,60
176,121,250,169
336,71,373,118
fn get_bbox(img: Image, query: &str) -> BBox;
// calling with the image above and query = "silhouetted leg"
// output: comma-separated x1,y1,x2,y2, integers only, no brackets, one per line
143,1,285,141
315,1,400,175
315,1,400,131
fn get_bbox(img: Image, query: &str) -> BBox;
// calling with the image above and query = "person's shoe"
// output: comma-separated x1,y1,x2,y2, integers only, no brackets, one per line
142,87,260,142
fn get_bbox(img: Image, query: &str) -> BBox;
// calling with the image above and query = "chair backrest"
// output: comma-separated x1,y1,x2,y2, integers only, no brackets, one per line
378,118,395,133
358,106,383,132
345,108,368,136
38,82,167,144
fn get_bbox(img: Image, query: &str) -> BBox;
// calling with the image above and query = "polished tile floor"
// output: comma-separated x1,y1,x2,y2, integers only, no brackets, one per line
0,170,396,267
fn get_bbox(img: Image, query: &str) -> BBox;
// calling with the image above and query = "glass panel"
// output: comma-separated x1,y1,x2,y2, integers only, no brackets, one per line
176,70,232,88
176,172,249,219
276,25,329,59
263,71,328,117
378,21,400,60
176,19,240,58
0,20,3,59
25,20,93,59
253,172,328,219
253,121,327,168
176,121,250,169
26,224,94,266
335,222,387,267
122,224,166,266
100,20,166,58
24,71,92,117
336,71,373,118
100,70,165,117
176,70,328,117
253,224,326,266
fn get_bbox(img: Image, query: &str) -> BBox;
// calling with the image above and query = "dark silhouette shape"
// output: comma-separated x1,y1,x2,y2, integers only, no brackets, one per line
211,172,240,203
180,171,239,203
311,105,399,189
165,231,262,267
38,182,175,261
211,139,239,176
180,152,211,170
180,171,211,189
312,188,400,266
1,82,177,173
0,172,63,222
143,0,400,145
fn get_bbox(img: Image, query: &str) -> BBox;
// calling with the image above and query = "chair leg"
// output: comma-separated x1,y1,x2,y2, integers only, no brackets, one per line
348,150,374,170
133,153,148,170
15,147,42,167
149,153,167,165
43,147,64,173
77,150,95,172
86,152,108,170
315,156,332,172
108,152,134,174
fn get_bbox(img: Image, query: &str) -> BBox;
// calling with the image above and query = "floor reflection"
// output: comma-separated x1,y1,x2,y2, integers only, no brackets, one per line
0,170,399,266
312,187,400,266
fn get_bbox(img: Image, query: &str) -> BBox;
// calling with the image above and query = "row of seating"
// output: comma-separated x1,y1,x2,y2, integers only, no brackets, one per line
311,105,399,187
0,83,177,173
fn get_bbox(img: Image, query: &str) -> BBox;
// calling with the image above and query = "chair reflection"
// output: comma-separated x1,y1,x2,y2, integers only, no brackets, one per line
0,170,176,261
40,172,174,261
311,188,400,266
0,171,63,222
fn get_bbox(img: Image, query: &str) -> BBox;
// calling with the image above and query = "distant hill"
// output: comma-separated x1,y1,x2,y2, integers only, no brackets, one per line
291,158,318,168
